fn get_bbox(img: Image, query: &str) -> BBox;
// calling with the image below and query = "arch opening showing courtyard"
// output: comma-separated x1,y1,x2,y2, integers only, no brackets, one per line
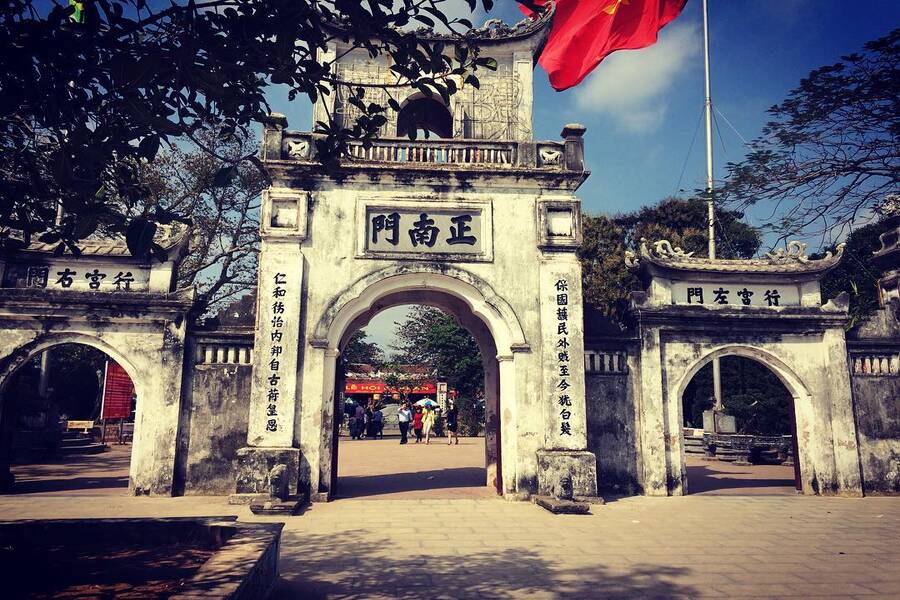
0,230,195,496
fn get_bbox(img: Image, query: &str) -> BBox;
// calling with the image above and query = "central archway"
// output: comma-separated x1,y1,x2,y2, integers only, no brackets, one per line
307,265,529,499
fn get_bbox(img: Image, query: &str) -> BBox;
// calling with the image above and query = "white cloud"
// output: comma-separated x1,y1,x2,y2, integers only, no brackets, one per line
573,21,700,134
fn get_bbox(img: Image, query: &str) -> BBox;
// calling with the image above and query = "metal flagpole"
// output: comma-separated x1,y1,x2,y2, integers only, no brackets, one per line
702,0,723,414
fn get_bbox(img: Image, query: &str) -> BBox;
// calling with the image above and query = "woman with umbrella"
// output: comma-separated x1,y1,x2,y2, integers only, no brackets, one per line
416,398,438,444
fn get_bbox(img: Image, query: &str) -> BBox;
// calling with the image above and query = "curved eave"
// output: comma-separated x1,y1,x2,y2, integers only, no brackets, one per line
639,255,845,280
7,226,191,262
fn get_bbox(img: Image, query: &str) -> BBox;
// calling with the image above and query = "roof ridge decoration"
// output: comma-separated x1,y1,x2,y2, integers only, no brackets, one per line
625,237,846,274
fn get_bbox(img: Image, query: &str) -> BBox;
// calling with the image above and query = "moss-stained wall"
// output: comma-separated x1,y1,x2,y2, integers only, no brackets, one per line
176,331,252,496
852,375,900,494
847,305,900,496
586,372,641,496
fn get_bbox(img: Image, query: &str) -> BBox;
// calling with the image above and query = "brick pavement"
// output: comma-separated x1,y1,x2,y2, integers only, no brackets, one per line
0,492,897,599
2,439,898,598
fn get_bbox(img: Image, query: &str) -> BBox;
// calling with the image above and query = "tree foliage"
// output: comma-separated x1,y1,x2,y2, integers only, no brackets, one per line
723,28,900,242
132,128,263,310
814,218,895,328
682,357,793,436
7,344,109,422
341,330,385,369
0,0,497,253
580,197,761,325
392,305,483,401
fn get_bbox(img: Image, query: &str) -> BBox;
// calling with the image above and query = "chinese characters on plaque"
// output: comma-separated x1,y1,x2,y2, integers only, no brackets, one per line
11,264,146,292
672,282,799,308
554,279,573,437
265,272,289,434
366,208,483,255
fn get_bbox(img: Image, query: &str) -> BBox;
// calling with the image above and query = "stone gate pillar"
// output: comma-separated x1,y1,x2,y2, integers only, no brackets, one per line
233,141,309,500
535,191,599,499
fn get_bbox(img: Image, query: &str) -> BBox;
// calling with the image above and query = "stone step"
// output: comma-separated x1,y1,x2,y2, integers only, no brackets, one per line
59,436,92,447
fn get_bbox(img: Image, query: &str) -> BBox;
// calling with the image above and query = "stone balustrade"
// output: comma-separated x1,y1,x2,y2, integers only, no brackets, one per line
278,132,575,170
190,327,255,366
584,350,628,374
260,114,588,173
346,138,517,166
850,352,900,376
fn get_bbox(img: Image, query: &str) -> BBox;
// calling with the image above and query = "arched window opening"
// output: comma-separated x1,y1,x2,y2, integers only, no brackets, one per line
396,96,453,139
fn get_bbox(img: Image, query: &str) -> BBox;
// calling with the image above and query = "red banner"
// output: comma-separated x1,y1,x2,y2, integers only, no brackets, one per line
344,380,437,395
102,362,134,420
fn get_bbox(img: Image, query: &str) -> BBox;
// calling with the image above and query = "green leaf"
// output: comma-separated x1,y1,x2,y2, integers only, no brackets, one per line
212,165,237,187
138,135,160,160
126,218,157,257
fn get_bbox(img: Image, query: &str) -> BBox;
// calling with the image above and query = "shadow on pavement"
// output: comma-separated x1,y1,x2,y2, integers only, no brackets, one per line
687,463,796,495
337,467,487,499
273,529,698,599
8,445,131,495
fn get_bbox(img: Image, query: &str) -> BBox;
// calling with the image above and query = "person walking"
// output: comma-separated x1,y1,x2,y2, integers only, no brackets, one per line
372,405,384,439
446,399,459,445
412,406,424,443
397,402,412,445
353,402,365,439
422,403,436,445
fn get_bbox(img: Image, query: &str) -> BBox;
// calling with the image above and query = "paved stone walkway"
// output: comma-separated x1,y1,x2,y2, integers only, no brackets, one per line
1,493,897,599
9,443,131,495
337,436,494,500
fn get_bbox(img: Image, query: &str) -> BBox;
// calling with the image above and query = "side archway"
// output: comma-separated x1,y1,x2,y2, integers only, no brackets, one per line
669,345,816,496
674,345,812,406
0,333,146,495
0,333,144,401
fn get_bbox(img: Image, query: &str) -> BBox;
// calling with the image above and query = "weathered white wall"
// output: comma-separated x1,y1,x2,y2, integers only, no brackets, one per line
0,318,189,495
244,164,596,500
635,333,863,497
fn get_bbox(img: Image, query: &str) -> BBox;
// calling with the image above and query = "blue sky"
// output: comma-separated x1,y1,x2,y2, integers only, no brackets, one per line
266,1,900,350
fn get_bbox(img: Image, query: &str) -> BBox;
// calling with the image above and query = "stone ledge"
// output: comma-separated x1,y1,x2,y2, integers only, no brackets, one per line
534,495,591,514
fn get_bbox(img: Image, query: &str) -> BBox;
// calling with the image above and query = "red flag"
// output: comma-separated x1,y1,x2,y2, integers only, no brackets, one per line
523,0,688,91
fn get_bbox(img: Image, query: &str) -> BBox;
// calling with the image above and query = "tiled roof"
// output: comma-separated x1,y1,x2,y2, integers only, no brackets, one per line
19,224,189,258
626,239,846,276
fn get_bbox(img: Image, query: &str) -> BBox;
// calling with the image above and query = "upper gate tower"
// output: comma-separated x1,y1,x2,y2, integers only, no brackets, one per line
236,11,600,502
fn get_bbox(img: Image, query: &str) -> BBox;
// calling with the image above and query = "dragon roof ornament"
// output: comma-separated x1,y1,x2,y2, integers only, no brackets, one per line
625,238,846,274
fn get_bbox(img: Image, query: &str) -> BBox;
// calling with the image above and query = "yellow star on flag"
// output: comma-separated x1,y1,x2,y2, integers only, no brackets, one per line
603,0,631,16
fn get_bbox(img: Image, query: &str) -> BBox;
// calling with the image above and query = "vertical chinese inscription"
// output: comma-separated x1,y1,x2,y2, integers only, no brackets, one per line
554,278,573,437
266,272,287,433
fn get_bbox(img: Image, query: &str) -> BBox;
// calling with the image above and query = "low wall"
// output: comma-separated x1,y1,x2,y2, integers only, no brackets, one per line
584,344,642,496
1,516,284,600
848,340,900,495
176,327,253,495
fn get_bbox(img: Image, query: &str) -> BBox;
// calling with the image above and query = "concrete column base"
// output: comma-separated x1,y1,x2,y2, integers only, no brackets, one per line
536,449,599,498
231,447,303,500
